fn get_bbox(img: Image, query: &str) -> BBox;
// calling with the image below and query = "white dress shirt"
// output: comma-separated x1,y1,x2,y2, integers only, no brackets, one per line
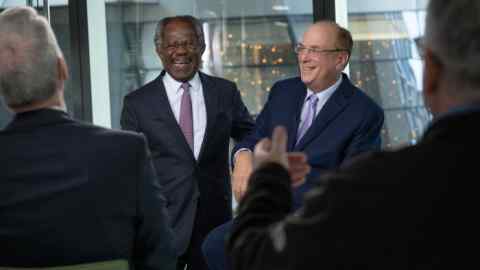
163,72,206,160
299,75,343,126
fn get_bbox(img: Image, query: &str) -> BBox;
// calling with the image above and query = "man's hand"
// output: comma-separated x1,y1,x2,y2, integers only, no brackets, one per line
233,127,311,202
253,126,310,187
253,126,289,169
232,151,253,202
287,153,310,187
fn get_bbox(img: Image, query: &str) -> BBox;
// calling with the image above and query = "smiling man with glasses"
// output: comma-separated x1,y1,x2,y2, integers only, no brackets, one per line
230,20,383,208
202,20,384,270
294,22,352,94
121,15,254,270
229,1,480,269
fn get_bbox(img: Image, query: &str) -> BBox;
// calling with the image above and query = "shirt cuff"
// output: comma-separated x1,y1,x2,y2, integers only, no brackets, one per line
233,148,252,164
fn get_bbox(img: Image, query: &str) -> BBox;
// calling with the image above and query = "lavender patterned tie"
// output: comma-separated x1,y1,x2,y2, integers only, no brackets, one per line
296,94,319,145
179,82,194,150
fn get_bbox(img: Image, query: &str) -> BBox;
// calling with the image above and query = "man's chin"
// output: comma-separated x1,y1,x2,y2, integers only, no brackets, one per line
300,76,312,85
170,71,195,82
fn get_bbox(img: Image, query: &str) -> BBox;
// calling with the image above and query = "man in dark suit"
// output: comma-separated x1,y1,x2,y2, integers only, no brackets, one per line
0,7,176,269
121,16,254,270
228,0,480,269
202,21,384,270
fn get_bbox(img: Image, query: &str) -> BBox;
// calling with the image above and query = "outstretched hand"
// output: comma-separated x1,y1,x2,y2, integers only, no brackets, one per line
253,126,289,170
253,126,310,187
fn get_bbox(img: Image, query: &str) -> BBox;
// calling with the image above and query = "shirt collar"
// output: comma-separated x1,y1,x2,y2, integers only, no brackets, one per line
306,75,342,101
163,72,201,93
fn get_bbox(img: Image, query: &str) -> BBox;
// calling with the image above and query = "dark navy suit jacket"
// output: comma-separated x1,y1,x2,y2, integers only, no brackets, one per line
233,73,384,207
0,109,176,269
121,71,254,255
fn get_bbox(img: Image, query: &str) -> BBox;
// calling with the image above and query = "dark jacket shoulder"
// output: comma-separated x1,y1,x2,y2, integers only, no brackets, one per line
124,71,239,101
67,119,148,153
200,71,236,86
123,76,161,101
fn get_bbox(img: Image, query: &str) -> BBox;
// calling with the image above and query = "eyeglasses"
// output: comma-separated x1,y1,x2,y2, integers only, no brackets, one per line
294,44,349,56
163,41,200,53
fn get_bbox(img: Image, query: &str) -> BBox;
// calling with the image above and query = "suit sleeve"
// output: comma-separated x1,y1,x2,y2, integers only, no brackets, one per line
121,97,140,132
227,163,342,270
342,102,384,163
229,151,414,270
231,83,279,163
133,137,177,270
230,83,255,142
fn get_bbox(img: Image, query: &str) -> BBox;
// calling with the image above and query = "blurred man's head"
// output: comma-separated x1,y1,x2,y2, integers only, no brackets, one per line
423,0,480,117
154,16,205,82
296,21,352,92
0,6,68,113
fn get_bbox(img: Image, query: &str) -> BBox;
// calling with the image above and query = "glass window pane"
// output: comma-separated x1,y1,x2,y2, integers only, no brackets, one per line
50,1,84,120
0,1,27,8
347,0,431,149
105,0,313,128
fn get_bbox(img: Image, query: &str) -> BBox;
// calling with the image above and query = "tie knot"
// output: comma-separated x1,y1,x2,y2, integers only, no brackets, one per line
307,94,318,105
181,82,190,92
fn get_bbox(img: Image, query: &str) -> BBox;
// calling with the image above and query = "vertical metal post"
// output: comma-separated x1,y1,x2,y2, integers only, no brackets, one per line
43,0,50,22
69,0,93,122
313,0,336,21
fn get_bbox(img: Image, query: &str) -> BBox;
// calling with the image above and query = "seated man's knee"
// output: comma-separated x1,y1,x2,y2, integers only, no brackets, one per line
202,221,232,270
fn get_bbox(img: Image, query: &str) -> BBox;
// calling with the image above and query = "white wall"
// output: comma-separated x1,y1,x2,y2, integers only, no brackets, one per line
87,0,112,127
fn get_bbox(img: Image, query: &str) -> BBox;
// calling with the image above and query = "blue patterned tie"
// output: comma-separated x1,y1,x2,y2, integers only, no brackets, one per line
296,94,319,145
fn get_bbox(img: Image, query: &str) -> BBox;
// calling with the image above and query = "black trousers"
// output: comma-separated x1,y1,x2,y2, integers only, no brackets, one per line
177,201,211,270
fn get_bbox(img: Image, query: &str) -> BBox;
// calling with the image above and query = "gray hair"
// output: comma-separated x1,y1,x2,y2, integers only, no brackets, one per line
315,20,353,56
425,0,480,88
153,15,205,49
0,7,62,108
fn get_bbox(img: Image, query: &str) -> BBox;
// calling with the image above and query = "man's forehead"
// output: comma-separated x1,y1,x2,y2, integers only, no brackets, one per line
305,23,336,37
165,19,196,32
301,28,336,47
164,28,197,36
164,22,197,37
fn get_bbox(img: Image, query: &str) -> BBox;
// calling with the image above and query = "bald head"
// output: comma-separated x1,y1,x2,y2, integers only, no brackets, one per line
306,21,353,58
0,6,66,111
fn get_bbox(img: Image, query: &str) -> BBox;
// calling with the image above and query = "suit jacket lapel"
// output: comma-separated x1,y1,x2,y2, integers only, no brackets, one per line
287,83,308,151
150,72,196,159
197,72,219,161
295,76,354,150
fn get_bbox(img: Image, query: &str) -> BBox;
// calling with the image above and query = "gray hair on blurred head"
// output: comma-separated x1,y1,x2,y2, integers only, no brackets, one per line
0,6,63,108
425,0,480,90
